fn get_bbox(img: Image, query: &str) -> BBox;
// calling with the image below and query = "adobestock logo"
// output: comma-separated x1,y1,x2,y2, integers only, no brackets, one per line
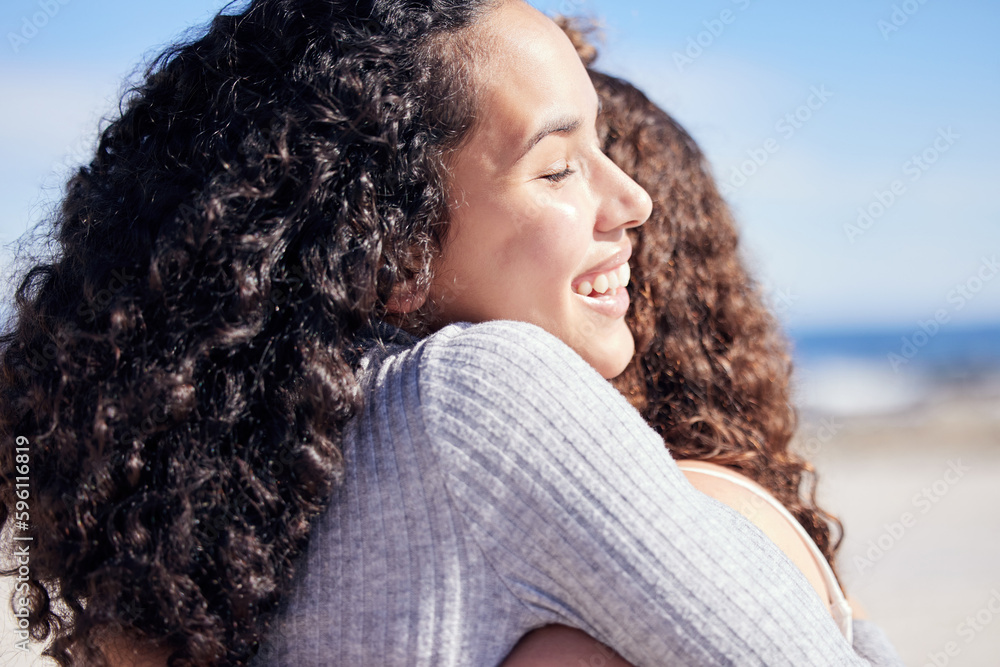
878,0,934,40
887,254,998,372
556,0,586,15
759,281,800,318
853,459,969,575
671,0,754,73
922,589,1000,667
718,85,834,198
796,416,843,458
844,127,959,244
6,0,72,54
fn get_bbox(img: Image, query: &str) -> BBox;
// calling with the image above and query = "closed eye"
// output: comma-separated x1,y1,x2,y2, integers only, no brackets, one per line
542,166,575,183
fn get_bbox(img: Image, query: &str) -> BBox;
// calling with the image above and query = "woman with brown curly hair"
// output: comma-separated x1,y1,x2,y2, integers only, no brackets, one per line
1,1,902,665
596,61,850,627
501,21,894,667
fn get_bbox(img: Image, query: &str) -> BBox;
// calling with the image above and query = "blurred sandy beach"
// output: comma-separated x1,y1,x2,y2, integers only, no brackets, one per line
802,380,1000,667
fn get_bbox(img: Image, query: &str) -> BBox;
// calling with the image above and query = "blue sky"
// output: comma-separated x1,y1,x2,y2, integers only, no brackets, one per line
1,0,998,330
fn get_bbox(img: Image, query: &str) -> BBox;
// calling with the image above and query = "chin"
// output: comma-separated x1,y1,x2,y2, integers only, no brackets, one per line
589,329,635,380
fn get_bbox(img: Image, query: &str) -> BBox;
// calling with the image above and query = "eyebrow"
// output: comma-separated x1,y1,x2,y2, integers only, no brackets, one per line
513,116,582,165
512,98,603,166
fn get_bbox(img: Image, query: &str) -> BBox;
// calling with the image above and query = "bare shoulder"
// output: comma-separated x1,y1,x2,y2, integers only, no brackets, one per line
678,460,832,607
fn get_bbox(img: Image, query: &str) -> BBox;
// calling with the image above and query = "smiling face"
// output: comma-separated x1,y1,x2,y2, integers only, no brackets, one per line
420,0,653,378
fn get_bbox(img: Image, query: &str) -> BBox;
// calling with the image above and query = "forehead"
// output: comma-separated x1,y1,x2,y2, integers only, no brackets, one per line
458,1,598,169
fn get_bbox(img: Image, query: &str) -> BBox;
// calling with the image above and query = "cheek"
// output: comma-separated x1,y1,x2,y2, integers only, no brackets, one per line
495,198,588,278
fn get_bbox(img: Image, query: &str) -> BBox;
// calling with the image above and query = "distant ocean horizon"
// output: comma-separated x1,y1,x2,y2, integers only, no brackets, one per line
787,321,1000,417
789,320,1000,372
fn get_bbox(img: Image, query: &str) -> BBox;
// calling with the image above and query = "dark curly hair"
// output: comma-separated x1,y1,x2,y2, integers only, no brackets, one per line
0,0,497,664
556,19,844,570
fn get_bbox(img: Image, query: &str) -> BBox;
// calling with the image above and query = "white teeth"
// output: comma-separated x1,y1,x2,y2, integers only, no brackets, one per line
592,273,610,294
575,263,632,297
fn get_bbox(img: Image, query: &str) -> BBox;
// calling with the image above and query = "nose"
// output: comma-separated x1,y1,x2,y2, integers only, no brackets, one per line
593,150,653,234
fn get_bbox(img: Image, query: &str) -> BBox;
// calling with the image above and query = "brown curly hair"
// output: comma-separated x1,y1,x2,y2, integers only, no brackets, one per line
0,1,496,665
556,18,844,570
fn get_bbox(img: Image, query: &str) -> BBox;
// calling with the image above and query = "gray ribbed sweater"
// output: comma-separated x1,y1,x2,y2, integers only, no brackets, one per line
252,320,903,666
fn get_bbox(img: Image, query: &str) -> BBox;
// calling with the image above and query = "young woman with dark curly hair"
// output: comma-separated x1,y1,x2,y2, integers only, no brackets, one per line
0,1,903,665
498,23,908,666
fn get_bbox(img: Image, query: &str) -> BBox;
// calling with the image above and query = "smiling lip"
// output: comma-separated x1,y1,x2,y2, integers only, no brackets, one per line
572,244,633,320
574,284,631,319
573,245,633,290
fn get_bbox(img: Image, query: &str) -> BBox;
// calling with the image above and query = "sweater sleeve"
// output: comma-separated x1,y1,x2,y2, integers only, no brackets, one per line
852,621,906,666
416,320,902,666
